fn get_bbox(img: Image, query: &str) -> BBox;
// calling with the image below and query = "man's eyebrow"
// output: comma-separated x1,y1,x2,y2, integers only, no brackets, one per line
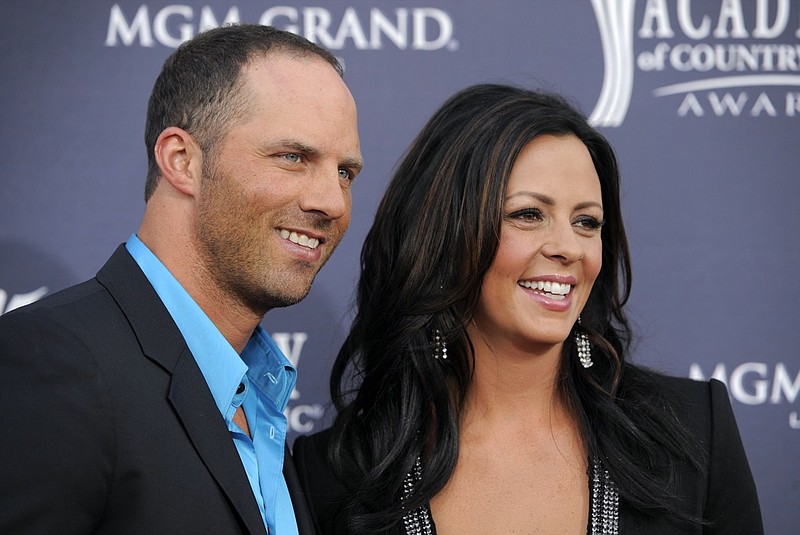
267,139,320,156
342,156,364,173
266,139,363,171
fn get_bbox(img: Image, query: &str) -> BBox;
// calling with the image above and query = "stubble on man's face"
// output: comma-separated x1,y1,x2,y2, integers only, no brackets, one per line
193,160,340,316
191,53,360,318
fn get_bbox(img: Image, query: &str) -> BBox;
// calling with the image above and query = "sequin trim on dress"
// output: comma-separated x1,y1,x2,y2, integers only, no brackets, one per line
401,456,434,534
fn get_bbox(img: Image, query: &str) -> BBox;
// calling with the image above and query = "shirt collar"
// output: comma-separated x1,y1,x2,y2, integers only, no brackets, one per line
242,327,296,411
125,234,296,417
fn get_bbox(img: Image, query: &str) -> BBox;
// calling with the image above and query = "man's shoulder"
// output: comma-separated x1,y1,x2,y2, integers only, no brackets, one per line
0,277,107,326
0,247,144,350
0,245,135,324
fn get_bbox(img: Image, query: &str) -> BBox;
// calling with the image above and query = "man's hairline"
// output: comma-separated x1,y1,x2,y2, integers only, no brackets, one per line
170,48,346,180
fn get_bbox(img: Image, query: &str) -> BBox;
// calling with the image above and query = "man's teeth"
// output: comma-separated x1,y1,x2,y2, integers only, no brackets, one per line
280,229,320,250
519,280,572,300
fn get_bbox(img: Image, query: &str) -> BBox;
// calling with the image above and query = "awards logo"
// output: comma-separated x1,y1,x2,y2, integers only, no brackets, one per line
589,0,800,125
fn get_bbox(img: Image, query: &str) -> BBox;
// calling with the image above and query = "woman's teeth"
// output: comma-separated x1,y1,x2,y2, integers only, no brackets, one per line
519,280,572,300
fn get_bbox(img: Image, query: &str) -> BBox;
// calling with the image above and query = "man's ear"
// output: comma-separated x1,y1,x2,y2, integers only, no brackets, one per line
153,126,203,196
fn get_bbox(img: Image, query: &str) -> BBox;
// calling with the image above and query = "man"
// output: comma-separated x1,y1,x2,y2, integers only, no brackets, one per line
0,24,362,535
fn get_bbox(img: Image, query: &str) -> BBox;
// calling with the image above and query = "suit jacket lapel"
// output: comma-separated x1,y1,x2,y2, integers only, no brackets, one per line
169,351,267,535
97,245,267,535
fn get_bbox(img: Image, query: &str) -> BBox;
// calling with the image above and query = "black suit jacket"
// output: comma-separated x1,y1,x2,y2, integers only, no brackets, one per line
0,245,315,535
293,375,763,534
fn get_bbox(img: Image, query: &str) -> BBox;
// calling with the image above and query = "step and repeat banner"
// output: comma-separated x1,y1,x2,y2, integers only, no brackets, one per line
1,1,797,531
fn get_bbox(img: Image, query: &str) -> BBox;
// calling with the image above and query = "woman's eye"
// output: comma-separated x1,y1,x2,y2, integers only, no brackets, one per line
508,208,543,221
574,216,604,230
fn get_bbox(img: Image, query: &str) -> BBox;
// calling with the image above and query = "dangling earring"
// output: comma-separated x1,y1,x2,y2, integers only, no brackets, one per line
433,329,447,359
576,316,593,368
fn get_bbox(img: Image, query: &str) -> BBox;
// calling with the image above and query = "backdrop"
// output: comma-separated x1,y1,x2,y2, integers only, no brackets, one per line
1,1,797,532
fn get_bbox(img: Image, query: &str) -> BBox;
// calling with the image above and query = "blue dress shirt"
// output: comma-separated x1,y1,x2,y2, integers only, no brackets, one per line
126,234,298,535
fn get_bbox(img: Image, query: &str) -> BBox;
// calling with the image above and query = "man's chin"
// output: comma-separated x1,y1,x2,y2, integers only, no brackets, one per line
257,283,314,312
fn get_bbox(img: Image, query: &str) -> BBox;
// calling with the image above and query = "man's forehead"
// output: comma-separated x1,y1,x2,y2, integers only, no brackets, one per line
242,49,339,77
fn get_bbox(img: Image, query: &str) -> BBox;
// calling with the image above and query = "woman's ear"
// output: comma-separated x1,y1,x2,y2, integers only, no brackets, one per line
153,126,203,197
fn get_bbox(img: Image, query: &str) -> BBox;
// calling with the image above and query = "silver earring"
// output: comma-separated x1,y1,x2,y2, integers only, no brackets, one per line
576,316,593,368
434,329,447,359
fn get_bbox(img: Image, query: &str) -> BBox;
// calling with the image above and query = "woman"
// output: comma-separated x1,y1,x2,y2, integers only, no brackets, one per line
294,84,763,534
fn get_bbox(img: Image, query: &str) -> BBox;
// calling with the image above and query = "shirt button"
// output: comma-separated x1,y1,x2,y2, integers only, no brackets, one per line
236,383,245,394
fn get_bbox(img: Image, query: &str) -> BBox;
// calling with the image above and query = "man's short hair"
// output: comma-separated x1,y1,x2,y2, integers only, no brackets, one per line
143,24,343,201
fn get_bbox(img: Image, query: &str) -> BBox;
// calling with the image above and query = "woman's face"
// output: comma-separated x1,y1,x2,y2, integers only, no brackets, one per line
472,134,604,353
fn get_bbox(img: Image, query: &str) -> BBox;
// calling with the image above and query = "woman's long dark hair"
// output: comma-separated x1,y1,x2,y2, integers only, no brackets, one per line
328,84,705,532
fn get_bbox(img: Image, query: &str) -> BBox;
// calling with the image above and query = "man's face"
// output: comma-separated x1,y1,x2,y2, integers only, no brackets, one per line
193,53,362,314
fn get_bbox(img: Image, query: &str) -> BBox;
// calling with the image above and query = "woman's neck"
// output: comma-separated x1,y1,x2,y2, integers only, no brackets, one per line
462,325,572,432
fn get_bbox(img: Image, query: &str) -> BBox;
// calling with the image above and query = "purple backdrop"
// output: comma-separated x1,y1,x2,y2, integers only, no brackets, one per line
1,1,797,531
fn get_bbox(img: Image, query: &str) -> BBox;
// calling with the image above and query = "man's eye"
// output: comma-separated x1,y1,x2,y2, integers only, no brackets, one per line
282,153,301,163
339,168,353,181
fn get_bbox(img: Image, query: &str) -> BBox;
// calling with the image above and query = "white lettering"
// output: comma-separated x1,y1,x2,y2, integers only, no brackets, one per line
670,43,694,71
678,0,712,39
640,42,800,73
638,42,671,70
370,8,408,49
689,362,727,382
771,363,800,403
152,4,194,48
753,0,790,38
751,92,777,115
678,92,705,116
412,8,452,50
639,0,675,38
304,8,334,48
259,6,299,33
106,5,455,51
730,362,769,405
286,404,325,433
736,43,762,70
777,44,799,70
791,412,800,429
729,362,768,405
786,92,800,115
708,91,749,115
198,6,240,33
105,4,153,47
271,332,308,367
272,331,308,403
642,0,799,41
690,362,800,404
693,43,716,71
714,0,749,38
333,7,368,49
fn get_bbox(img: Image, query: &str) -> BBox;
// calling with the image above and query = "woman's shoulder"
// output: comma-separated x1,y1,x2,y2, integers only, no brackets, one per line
627,367,763,532
293,426,339,492
294,426,334,457
293,426,356,533
624,365,738,440
625,365,727,404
